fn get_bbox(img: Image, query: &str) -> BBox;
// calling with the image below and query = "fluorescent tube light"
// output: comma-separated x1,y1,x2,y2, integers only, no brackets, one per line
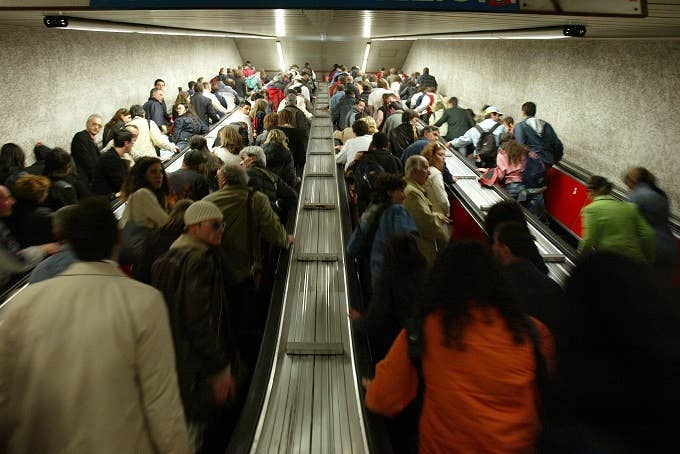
360,42,371,74
373,26,585,41
43,16,275,39
276,40,286,73
362,12,372,39
275,9,286,37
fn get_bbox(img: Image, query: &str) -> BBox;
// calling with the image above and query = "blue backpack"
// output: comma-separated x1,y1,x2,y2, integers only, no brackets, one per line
245,74,260,90
523,150,546,189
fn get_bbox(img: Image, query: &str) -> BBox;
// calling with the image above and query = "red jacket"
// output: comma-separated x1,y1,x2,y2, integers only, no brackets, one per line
266,86,285,112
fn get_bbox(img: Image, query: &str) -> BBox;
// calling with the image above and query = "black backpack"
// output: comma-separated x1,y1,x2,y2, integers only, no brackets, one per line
354,155,386,192
523,151,547,189
474,122,501,167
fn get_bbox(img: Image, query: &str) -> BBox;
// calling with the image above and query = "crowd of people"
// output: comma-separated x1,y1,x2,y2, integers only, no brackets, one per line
329,64,679,452
0,60,678,454
0,61,316,453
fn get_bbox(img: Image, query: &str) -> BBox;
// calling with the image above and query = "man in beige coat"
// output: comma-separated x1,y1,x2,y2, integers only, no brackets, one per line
403,155,450,266
0,198,189,454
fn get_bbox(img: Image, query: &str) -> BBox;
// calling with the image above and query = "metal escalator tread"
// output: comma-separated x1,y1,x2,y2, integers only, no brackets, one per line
250,83,369,453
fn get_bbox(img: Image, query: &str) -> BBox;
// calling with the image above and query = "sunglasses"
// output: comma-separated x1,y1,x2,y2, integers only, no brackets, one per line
203,221,225,231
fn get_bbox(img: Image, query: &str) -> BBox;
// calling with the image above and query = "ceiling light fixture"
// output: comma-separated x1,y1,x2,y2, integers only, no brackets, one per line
362,12,372,39
43,16,275,39
373,25,586,41
275,9,286,37
276,40,287,73
360,42,371,74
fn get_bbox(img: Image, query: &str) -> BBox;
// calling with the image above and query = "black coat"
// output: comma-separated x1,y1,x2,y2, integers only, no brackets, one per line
284,105,311,137
143,97,168,129
246,165,298,219
434,107,475,141
354,149,403,215
262,142,297,190
171,115,209,144
388,123,418,158
151,244,236,420
191,93,221,125
274,126,307,168
92,149,129,198
233,77,247,99
6,202,54,247
44,177,78,210
70,130,100,187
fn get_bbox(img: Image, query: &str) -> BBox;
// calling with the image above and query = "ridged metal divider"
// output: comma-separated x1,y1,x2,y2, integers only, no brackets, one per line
250,84,368,454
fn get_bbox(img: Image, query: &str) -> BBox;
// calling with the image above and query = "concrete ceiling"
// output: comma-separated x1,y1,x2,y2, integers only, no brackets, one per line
1,1,679,71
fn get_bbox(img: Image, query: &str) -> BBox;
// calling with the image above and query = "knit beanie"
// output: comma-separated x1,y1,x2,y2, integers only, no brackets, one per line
184,200,223,226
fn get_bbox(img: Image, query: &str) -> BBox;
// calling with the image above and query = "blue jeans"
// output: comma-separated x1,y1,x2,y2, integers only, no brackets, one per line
505,183,547,222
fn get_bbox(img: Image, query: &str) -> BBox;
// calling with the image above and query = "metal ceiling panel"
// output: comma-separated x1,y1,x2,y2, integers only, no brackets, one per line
1,2,679,71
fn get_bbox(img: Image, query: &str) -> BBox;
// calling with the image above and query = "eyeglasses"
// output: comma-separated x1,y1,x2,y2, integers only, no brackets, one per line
203,221,225,231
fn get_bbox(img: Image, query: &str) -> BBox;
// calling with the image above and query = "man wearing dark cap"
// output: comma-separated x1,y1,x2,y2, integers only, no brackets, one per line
168,149,210,201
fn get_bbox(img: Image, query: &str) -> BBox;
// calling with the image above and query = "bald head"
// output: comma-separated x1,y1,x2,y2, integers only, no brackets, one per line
405,155,430,185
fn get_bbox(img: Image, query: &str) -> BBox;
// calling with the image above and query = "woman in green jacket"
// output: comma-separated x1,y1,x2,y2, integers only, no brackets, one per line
578,175,655,263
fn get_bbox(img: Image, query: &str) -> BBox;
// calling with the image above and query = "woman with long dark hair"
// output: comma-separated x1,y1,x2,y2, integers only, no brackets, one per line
102,108,131,146
171,103,208,146
364,240,555,454
274,109,307,172
120,156,170,229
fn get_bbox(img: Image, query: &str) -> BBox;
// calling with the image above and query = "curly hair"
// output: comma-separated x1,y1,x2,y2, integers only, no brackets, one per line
423,240,530,349
359,116,378,134
120,156,169,208
500,140,528,167
421,142,446,171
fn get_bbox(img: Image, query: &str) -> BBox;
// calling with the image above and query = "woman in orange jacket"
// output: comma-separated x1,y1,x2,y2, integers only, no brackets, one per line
364,240,555,454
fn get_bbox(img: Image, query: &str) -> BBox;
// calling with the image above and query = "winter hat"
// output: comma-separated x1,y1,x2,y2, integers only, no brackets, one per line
184,200,223,226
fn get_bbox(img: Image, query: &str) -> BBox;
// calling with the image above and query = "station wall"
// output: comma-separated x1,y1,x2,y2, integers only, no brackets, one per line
0,26,242,164
403,39,680,213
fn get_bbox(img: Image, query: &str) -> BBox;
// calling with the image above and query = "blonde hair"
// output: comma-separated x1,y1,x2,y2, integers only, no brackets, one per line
265,129,289,149
359,116,378,134
421,142,446,170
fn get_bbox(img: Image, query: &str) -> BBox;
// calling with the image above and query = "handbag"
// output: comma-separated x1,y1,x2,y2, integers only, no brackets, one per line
478,167,498,187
